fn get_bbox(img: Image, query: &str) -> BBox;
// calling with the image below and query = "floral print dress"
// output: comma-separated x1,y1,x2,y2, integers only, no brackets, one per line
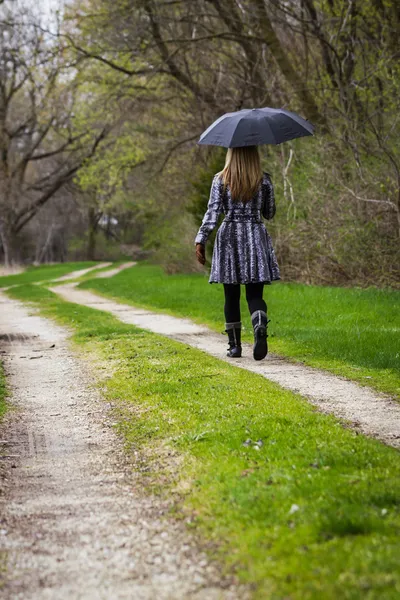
195,172,280,284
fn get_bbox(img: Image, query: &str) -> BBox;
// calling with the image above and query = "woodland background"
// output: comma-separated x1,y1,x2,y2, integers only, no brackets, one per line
0,0,399,287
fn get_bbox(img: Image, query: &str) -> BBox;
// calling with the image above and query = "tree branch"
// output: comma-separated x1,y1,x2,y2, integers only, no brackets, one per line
143,0,217,107
14,127,109,233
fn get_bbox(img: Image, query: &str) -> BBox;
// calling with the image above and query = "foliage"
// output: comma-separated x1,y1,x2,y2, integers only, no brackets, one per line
257,138,400,287
68,231,132,262
59,0,399,286
2,0,399,285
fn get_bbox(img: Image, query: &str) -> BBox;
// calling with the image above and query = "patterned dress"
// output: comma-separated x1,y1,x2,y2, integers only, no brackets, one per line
195,172,280,284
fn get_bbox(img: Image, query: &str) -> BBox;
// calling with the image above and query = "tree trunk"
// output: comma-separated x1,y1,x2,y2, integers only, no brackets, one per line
36,224,55,264
0,226,15,267
87,208,98,260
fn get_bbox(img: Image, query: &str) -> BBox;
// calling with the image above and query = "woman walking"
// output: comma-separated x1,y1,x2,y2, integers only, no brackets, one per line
195,146,280,361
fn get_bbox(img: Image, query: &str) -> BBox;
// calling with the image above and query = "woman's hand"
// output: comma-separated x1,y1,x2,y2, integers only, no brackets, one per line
195,243,206,265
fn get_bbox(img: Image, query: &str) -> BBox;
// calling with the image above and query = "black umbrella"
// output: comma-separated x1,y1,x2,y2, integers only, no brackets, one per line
198,107,314,148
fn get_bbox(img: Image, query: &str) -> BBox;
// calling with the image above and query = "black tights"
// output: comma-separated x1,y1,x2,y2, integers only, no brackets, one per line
223,283,267,323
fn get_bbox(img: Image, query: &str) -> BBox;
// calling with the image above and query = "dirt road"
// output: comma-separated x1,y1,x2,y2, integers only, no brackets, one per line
0,292,244,600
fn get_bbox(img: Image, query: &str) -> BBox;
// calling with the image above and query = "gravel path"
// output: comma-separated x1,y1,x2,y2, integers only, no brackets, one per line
51,280,400,450
53,262,113,281
93,262,136,279
0,292,245,600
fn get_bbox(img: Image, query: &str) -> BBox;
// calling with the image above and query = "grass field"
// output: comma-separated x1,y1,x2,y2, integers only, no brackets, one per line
79,263,400,398
0,262,98,288
6,282,400,599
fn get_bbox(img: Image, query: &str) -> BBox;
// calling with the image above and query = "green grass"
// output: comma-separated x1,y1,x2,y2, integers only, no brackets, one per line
0,261,99,287
79,263,400,397
7,283,400,599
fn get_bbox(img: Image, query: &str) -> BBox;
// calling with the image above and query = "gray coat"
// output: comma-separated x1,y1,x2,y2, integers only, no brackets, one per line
195,172,280,284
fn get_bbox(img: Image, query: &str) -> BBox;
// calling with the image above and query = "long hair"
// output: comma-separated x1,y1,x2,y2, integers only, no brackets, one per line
220,146,263,202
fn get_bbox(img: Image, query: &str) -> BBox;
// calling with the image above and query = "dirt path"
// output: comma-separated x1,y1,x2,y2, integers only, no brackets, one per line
51,281,400,450
53,262,113,281
0,292,245,599
93,262,136,279
53,261,137,282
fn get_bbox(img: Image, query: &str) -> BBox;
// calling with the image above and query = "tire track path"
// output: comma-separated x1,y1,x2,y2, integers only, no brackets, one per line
51,279,400,450
0,293,244,600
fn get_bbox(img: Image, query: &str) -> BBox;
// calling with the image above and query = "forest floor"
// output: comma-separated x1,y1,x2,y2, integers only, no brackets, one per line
1,262,400,598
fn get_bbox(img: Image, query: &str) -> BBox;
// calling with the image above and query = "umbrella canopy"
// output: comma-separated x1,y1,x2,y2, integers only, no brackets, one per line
198,107,315,148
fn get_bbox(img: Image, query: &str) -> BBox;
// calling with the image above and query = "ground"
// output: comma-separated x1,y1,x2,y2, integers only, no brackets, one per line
0,263,399,599
0,292,244,599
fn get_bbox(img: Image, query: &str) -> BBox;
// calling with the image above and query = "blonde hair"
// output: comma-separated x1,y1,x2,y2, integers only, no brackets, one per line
220,146,263,202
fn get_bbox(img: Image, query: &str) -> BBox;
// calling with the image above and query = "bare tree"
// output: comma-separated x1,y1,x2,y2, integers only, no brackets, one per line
0,4,108,264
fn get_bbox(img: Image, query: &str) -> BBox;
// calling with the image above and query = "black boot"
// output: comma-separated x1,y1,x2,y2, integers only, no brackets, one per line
251,310,269,361
225,322,242,358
